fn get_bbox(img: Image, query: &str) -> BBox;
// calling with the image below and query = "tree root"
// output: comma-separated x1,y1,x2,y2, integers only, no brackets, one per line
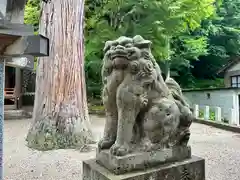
26,115,95,151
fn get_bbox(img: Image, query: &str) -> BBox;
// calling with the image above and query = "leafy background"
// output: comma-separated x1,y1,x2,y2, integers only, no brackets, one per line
24,0,240,99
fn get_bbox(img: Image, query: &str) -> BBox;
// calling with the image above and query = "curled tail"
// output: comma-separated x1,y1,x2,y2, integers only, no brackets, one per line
164,68,189,107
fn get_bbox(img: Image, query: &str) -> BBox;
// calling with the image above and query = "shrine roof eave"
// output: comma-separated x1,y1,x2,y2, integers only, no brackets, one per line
2,34,49,57
0,22,49,70
0,21,34,36
0,21,49,58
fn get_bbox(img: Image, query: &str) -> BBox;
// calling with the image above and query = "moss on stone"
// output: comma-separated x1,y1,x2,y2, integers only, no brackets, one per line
26,115,95,151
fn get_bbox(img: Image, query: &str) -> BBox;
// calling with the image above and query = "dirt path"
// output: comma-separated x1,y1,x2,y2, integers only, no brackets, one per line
4,115,240,180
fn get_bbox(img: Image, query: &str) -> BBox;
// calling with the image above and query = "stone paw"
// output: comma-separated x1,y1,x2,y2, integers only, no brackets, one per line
141,143,154,152
140,138,152,151
98,138,115,150
145,144,163,152
110,143,129,156
140,139,163,152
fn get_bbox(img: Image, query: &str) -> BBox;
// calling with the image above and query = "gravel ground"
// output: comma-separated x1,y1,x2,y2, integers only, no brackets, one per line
4,115,240,180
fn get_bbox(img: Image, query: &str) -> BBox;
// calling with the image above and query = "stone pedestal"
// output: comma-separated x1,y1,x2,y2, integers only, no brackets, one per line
83,35,205,180
96,146,191,175
83,156,205,180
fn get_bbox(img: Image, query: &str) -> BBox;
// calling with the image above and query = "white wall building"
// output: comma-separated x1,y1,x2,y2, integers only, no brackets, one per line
218,58,240,88
183,88,240,125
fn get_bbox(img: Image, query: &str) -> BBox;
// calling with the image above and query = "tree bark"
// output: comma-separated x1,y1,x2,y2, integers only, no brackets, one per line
26,0,94,150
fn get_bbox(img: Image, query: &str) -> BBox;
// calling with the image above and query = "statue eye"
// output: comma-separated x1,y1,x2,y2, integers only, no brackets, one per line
166,112,171,116
144,83,151,90
110,46,115,51
125,43,132,48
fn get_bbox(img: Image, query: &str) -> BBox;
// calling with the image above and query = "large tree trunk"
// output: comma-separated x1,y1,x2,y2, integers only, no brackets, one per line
26,0,94,150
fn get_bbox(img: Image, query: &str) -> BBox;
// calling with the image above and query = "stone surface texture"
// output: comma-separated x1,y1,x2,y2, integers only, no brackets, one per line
96,146,191,175
83,156,205,180
0,1,49,178
3,116,240,180
97,35,194,176
0,61,4,180
4,109,32,120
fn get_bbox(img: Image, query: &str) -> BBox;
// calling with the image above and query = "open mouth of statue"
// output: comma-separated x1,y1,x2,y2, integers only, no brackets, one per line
111,51,130,68
111,55,128,60
111,50,128,60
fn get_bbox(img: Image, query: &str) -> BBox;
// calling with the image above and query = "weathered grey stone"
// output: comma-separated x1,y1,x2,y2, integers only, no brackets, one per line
0,0,26,22
96,146,191,175
5,56,34,70
0,23,34,35
92,35,203,180
0,2,50,178
4,109,32,120
0,0,9,18
4,35,49,57
98,35,193,157
0,1,49,57
83,156,205,180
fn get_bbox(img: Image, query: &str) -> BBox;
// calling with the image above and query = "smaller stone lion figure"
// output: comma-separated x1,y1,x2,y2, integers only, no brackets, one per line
98,35,193,156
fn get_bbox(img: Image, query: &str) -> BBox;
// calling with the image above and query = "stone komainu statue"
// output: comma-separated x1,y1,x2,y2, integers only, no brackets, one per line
98,35,193,156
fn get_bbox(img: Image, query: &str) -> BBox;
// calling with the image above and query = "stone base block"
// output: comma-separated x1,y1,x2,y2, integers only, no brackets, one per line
96,146,191,175
83,156,205,180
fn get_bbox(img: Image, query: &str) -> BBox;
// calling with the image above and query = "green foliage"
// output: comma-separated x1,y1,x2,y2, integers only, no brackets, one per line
193,78,224,88
85,0,216,60
85,0,217,98
191,0,240,83
24,0,40,32
212,0,240,56
85,59,102,99
199,109,215,121
24,0,240,98
199,109,230,124
180,77,224,89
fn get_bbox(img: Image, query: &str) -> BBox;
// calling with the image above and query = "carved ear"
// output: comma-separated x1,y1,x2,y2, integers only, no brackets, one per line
103,41,113,53
133,35,152,49
135,40,152,49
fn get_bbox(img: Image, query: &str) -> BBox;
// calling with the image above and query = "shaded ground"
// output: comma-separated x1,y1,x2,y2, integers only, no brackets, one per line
4,115,240,180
